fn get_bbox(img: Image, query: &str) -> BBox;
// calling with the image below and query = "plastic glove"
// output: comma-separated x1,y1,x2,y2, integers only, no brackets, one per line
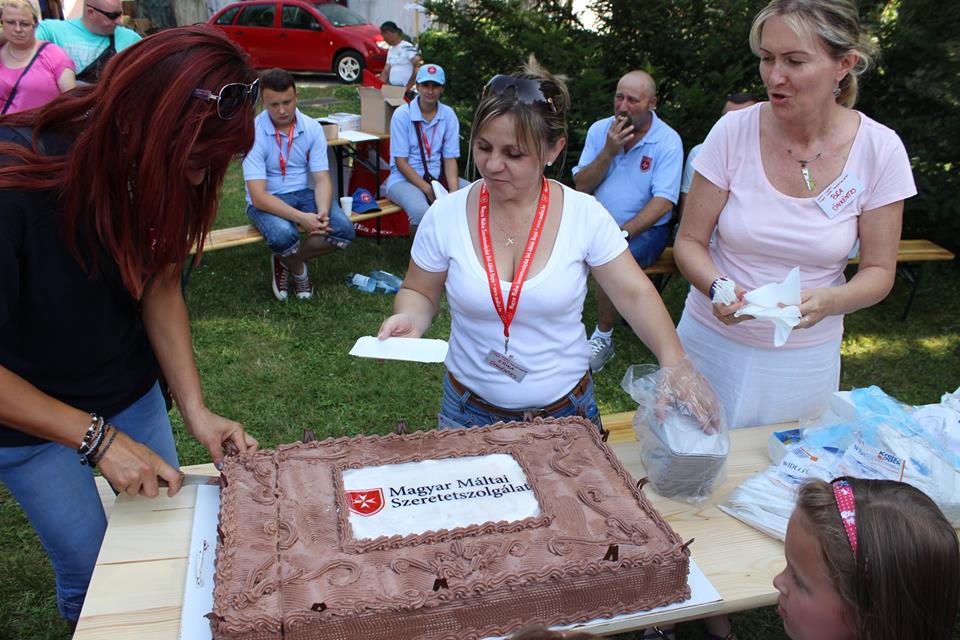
656,356,724,434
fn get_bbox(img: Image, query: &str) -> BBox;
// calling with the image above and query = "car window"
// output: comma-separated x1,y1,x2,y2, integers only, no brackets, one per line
214,5,241,25
314,3,367,27
281,5,320,30
236,3,276,28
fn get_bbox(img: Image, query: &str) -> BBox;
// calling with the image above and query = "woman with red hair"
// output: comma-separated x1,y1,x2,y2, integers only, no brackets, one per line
0,25,259,624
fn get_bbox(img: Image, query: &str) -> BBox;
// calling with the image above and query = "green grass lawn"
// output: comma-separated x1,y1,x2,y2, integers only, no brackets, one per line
1,89,958,638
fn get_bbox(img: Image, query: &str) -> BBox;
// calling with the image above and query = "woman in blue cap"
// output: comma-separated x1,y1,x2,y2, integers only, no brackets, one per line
385,63,469,231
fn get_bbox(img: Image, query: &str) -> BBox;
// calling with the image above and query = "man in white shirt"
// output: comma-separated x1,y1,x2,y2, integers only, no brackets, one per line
378,21,420,93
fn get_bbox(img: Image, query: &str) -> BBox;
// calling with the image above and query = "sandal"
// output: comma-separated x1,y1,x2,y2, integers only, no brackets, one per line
704,633,738,640
642,625,676,639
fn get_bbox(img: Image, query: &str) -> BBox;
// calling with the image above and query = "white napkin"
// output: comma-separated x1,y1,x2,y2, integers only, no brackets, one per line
349,336,448,363
734,267,802,347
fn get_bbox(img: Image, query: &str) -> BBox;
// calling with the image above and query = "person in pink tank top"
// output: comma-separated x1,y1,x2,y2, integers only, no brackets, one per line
0,0,74,114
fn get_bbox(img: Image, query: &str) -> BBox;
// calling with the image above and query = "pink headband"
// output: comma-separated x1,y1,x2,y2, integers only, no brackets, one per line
832,480,858,555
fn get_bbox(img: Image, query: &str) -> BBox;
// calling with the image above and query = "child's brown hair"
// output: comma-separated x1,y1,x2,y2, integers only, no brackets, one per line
796,477,959,639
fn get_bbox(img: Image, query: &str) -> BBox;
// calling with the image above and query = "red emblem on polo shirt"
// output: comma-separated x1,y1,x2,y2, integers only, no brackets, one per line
428,65,437,73
640,156,652,172
346,488,384,516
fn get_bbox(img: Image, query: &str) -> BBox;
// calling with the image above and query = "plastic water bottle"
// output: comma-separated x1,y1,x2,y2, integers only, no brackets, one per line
345,273,377,293
370,270,403,293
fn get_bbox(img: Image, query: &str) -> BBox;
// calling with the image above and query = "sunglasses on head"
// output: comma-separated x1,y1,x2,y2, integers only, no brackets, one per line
88,5,123,20
484,75,556,112
192,78,260,120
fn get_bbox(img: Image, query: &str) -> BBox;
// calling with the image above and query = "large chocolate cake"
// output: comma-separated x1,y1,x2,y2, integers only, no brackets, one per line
210,417,691,640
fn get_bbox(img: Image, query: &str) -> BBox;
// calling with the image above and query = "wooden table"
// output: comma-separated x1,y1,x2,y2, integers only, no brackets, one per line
74,420,787,638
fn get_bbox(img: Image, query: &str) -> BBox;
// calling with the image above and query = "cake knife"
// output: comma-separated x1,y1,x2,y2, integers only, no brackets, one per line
157,473,221,488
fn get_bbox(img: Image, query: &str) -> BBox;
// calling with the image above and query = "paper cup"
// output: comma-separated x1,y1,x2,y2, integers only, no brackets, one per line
339,196,353,216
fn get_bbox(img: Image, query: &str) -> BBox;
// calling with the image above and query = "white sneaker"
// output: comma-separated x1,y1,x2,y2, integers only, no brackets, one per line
588,337,614,372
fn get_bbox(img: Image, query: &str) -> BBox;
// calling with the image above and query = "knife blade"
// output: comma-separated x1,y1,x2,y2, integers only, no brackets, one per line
158,473,220,488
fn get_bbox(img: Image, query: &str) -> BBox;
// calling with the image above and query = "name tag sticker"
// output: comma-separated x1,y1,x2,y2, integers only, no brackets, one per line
815,172,865,219
484,349,528,383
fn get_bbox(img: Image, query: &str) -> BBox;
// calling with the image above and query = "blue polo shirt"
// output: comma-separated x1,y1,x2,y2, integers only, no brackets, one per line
242,109,329,205
573,112,683,228
385,97,460,191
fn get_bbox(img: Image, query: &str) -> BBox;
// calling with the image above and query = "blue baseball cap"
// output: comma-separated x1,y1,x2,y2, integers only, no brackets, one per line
352,188,381,214
416,64,445,86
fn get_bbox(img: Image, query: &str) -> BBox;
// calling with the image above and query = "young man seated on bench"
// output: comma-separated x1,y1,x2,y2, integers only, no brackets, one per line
243,68,355,301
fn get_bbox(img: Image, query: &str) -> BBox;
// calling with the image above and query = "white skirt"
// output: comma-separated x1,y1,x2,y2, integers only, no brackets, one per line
677,308,841,430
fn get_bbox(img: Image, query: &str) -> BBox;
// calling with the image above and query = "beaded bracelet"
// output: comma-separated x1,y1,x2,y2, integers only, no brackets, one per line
78,414,104,456
90,424,120,468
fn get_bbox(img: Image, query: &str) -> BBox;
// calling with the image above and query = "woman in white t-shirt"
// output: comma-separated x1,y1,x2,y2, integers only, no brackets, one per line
378,57,718,432
675,0,916,432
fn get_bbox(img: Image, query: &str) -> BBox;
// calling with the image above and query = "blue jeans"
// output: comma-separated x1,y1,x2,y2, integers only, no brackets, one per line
0,382,178,621
246,188,355,256
438,373,602,431
627,223,670,268
387,178,471,226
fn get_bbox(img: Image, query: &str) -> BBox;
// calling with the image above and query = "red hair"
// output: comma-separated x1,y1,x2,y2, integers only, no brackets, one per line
0,25,256,298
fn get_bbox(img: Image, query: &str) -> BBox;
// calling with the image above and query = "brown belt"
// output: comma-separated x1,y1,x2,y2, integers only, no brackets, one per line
447,371,591,418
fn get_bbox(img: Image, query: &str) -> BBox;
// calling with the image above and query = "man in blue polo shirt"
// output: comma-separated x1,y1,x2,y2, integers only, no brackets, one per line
243,68,354,301
384,63,469,230
573,70,682,372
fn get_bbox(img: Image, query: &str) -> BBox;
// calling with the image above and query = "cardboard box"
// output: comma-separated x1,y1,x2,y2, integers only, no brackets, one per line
358,85,406,134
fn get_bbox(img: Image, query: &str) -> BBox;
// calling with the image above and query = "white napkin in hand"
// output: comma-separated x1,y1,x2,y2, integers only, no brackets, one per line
734,267,802,347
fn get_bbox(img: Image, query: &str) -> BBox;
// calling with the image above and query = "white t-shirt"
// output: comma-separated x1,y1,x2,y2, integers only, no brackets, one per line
386,40,418,86
412,181,627,408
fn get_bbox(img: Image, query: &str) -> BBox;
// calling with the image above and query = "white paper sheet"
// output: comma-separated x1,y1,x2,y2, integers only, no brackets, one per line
179,485,220,640
349,336,448,363
339,130,379,142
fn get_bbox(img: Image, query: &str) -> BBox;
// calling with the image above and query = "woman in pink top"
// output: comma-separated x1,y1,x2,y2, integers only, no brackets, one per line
675,0,916,432
0,0,74,114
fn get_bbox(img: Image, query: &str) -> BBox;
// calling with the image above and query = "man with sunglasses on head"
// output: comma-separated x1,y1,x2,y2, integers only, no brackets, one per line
243,68,355,302
33,0,139,83
573,70,682,374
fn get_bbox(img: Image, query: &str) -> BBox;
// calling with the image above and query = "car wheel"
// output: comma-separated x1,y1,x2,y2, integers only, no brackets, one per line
335,51,363,84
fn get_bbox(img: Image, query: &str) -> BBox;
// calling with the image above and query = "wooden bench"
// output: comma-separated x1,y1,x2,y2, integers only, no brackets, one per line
190,198,402,255
182,199,403,287
645,239,954,320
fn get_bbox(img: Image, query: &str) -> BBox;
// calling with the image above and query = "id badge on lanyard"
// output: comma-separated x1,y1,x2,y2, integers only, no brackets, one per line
477,177,550,380
275,120,296,179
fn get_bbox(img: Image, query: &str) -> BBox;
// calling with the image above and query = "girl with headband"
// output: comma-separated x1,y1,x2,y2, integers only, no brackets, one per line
776,477,959,639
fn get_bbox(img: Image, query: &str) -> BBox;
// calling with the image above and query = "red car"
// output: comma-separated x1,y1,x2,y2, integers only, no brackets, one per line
209,0,387,83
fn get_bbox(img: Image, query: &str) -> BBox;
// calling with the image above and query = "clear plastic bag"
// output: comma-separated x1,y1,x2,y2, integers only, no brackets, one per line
621,363,730,503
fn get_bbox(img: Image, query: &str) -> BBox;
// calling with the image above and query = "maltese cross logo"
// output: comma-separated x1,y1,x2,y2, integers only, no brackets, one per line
345,488,384,516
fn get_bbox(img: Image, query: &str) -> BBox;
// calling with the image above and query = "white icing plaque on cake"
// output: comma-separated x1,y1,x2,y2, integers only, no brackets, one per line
342,453,540,540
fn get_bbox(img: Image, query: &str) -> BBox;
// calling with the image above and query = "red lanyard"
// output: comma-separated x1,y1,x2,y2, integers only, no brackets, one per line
419,120,437,160
478,177,550,354
274,120,295,178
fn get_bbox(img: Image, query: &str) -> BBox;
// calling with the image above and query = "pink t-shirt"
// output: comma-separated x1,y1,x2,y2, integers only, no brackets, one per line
0,42,74,114
685,103,916,348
